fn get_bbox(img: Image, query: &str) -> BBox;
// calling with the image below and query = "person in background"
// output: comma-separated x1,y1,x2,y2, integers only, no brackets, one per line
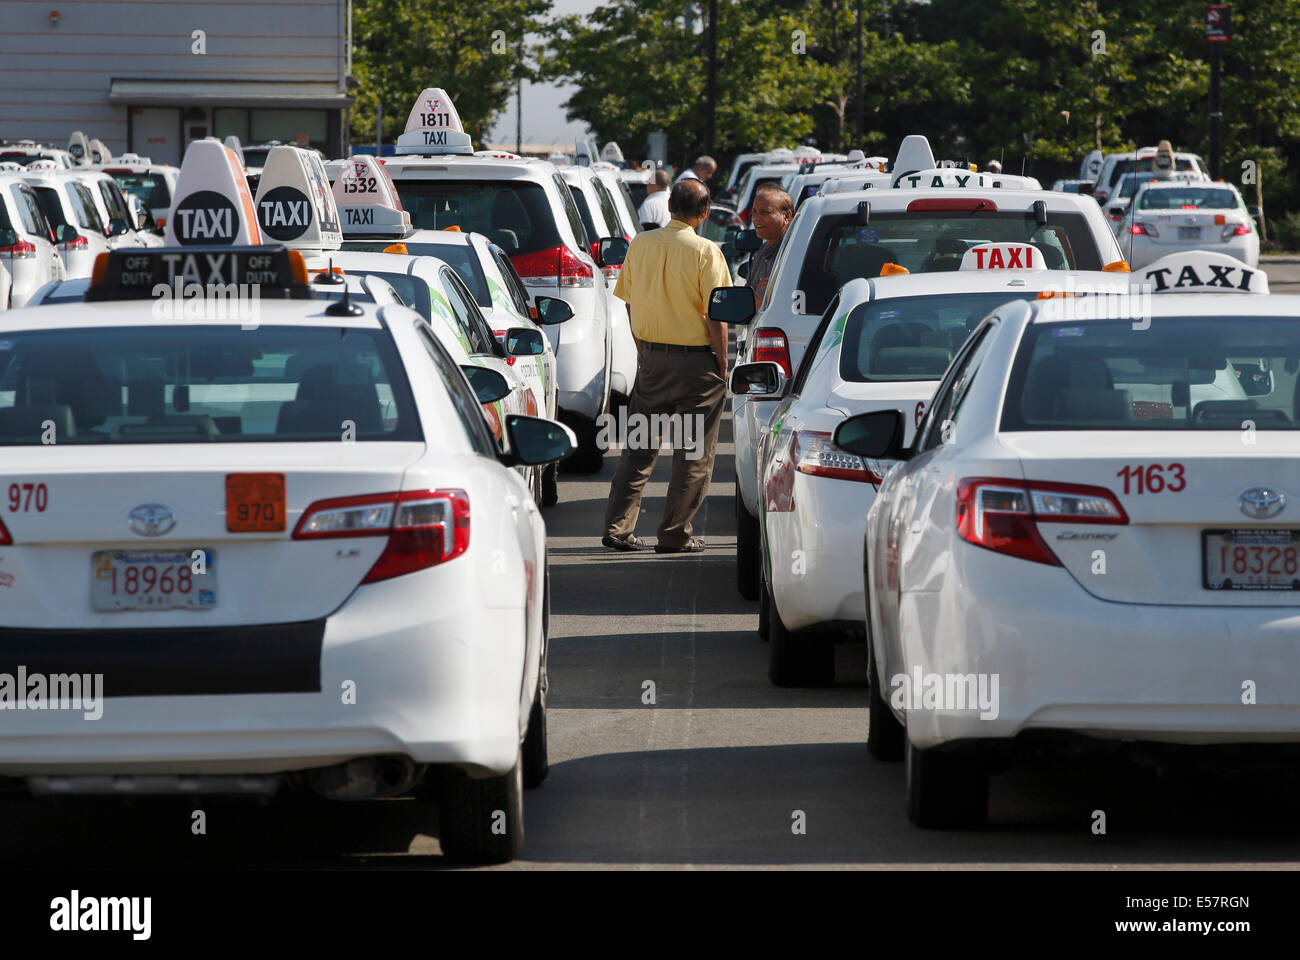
637,169,672,229
986,159,1003,174
746,183,794,308
602,179,732,554
676,155,717,186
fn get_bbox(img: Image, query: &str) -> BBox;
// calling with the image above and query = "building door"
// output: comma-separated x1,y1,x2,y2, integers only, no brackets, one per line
131,107,180,165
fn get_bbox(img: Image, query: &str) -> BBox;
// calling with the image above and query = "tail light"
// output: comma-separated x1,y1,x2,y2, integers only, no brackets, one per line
739,207,751,224
590,240,620,280
1107,208,1125,222
512,244,594,288
1130,222,1158,237
61,232,88,250
0,517,10,546
1223,222,1252,239
793,430,881,483
906,198,997,213
292,489,470,582
0,238,36,260
751,327,791,377
955,477,1127,567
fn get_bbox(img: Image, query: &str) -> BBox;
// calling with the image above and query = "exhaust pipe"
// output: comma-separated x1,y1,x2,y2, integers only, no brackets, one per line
304,756,421,800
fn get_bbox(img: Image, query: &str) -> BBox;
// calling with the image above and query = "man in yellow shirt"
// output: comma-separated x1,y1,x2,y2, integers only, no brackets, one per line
602,178,733,553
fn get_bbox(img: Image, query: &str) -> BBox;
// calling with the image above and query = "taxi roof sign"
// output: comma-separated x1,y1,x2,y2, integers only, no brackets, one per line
254,145,342,251
959,242,1046,272
1133,251,1268,294
332,154,410,237
396,87,475,156
164,138,262,246
894,168,1042,190
890,135,937,186
223,135,246,169
84,245,314,301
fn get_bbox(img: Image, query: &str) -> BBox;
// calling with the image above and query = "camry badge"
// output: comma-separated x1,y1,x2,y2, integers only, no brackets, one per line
127,503,176,537
1239,487,1286,520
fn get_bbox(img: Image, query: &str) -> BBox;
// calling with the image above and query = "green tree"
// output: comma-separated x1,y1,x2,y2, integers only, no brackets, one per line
351,0,551,147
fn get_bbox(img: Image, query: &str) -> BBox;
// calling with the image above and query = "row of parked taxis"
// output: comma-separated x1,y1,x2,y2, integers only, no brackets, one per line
715,133,1298,828
0,86,655,864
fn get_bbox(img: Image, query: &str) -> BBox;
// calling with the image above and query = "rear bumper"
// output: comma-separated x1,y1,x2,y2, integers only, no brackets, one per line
897,543,1300,750
768,474,872,630
0,562,527,778
1129,234,1259,270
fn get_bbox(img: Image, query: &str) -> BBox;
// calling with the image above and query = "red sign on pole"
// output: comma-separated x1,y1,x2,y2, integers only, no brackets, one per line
1206,4,1231,43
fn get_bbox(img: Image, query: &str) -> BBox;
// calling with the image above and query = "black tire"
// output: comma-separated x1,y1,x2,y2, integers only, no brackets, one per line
437,755,525,864
734,486,761,601
523,568,550,789
541,462,559,507
904,740,989,829
766,580,834,687
758,576,770,642
563,417,605,474
866,633,904,761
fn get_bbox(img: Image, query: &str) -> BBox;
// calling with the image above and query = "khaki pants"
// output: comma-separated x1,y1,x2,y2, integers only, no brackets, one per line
603,348,727,548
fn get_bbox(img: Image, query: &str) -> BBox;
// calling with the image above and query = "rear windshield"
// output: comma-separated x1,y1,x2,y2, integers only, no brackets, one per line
798,210,1104,314
108,171,172,210
1002,317,1300,431
393,180,562,257
1109,157,1199,186
0,152,58,167
1138,187,1239,210
0,326,421,444
242,148,271,168
841,292,1040,382
341,242,490,307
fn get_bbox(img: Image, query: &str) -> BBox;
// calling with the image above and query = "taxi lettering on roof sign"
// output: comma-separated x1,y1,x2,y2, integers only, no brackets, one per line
253,146,342,249
395,87,475,156
1133,251,1268,294
959,242,1046,271
331,154,411,236
164,139,261,246
84,246,313,301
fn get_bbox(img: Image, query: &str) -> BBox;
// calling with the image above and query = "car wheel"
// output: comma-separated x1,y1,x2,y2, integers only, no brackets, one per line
735,484,761,601
904,740,988,829
436,753,525,864
523,569,550,789
541,462,559,507
866,630,904,761
562,416,605,474
766,580,834,687
757,577,770,642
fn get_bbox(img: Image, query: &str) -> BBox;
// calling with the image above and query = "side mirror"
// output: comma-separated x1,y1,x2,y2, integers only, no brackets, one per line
534,296,573,325
461,365,510,404
55,224,82,244
506,327,546,357
107,217,132,238
597,235,628,267
734,229,763,253
1107,206,1124,219
729,361,787,399
707,285,756,325
736,261,750,279
833,410,910,461
501,415,577,467
720,241,736,259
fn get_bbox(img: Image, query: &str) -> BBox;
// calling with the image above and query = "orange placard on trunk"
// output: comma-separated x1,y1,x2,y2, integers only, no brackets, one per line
226,473,286,532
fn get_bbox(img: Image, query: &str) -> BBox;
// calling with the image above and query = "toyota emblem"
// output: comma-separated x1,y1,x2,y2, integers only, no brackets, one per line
127,503,176,537
1239,487,1286,520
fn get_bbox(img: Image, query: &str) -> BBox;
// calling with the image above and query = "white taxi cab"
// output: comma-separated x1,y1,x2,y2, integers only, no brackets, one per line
0,241,574,864
716,246,1126,686
1118,179,1259,269
97,153,180,230
21,162,112,279
378,87,625,473
0,171,67,307
730,134,1125,601
835,251,1295,828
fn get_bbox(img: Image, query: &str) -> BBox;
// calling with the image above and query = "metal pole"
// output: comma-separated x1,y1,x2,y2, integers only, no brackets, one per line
376,101,382,154
516,75,523,155
705,0,717,157
1209,42,1222,179
855,0,863,144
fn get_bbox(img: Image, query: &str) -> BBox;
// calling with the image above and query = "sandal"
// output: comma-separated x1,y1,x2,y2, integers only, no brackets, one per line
655,537,705,554
602,533,648,552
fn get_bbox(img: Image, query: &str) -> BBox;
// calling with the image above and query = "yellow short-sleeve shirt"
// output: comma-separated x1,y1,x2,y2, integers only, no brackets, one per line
612,220,733,346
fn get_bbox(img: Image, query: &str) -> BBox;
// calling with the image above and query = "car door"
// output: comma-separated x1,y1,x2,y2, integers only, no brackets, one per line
873,321,998,675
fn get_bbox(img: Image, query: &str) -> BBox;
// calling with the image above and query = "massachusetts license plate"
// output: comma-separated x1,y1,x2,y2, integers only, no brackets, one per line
91,549,216,611
1179,226,1202,239
1202,529,1300,590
